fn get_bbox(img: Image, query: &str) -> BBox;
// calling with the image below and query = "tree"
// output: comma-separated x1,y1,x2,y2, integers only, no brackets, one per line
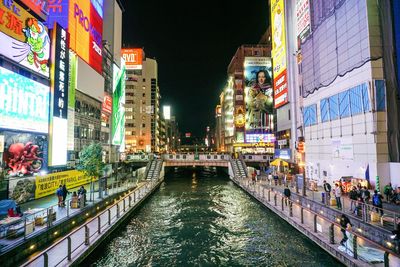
77,142,105,201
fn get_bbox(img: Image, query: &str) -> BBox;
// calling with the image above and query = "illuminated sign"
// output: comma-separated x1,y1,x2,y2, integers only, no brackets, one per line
0,0,50,76
245,134,276,143
68,0,103,73
122,48,143,70
275,148,291,160
296,0,311,41
185,133,191,138
271,0,288,108
163,106,171,120
0,67,49,133
244,57,274,133
112,62,126,147
50,23,69,119
20,0,49,20
47,0,69,29
102,93,112,114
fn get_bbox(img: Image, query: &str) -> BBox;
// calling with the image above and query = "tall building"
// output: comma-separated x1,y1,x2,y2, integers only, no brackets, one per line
124,52,160,153
278,0,400,189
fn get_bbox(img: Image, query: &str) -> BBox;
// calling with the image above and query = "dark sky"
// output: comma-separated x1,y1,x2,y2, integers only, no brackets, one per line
122,0,269,136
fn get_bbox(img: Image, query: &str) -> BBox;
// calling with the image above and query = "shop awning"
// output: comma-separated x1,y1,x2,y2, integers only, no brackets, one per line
270,158,289,167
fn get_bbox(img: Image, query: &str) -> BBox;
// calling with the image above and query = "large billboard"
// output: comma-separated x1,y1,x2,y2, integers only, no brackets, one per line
271,0,289,108
121,48,143,70
0,66,50,133
244,57,274,135
296,0,311,41
0,0,50,76
68,0,103,74
20,0,49,20
112,62,126,149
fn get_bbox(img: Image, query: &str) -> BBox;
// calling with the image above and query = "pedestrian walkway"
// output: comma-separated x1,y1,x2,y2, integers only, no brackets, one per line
234,176,400,267
0,178,138,254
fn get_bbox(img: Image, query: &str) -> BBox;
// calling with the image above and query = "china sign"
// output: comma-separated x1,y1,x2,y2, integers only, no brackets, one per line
271,0,288,108
20,0,49,20
0,66,49,133
68,0,103,74
296,0,311,40
0,0,50,76
122,48,143,70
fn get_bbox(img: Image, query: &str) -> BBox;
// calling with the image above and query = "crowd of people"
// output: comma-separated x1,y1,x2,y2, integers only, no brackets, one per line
56,185,86,208
384,183,400,205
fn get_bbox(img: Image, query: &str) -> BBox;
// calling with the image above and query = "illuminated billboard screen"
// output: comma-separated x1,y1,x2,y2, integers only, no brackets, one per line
121,48,143,70
244,57,274,136
0,0,50,76
296,0,311,40
271,0,289,108
0,67,49,133
163,106,171,120
68,0,103,73
111,62,126,147
20,0,49,20
245,134,276,143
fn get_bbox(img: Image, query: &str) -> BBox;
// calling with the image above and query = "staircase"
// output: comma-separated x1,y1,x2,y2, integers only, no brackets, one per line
230,159,247,179
146,159,163,180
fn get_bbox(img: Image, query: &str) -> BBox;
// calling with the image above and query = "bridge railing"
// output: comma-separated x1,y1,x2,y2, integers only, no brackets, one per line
163,154,231,161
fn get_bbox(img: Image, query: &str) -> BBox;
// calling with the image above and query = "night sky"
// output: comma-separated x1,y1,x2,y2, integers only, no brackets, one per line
122,0,269,136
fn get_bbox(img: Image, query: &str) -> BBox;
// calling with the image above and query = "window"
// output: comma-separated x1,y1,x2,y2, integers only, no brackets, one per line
339,90,350,118
126,108,133,112
288,109,291,120
142,79,146,82
329,95,339,120
303,104,317,126
126,115,133,120
349,85,363,115
142,93,145,97
361,83,370,112
142,123,146,128
320,98,330,122
375,80,386,111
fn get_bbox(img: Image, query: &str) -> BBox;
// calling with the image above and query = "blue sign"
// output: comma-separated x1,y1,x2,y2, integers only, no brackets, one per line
274,148,291,160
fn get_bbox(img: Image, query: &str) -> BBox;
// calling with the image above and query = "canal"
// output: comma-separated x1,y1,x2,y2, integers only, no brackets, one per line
85,167,342,266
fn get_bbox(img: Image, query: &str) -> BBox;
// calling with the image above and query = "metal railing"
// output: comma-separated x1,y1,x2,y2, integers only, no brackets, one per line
23,179,159,267
234,177,400,266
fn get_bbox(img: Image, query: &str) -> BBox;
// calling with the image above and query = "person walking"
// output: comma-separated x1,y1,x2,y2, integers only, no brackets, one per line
56,185,63,207
349,186,358,212
384,183,394,203
334,183,342,210
62,184,70,207
323,180,332,204
340,214,353,246
372,190,384,216
362,186,371,205
283,185,291,206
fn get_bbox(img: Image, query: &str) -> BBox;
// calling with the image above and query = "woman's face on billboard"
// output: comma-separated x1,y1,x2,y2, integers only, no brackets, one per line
257,72,266,85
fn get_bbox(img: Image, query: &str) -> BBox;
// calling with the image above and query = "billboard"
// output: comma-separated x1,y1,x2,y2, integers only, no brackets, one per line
244,57,274,135
47,0,69,29
121,48,143,70
20,0,49,20
296,0,311,41
0,0,50,76
271,0,289,108
163,106,171,120
245,134,276,143
2,131,48,178
0,66,50,133
67,0,103,73
102,93,112,114
111,62,126,148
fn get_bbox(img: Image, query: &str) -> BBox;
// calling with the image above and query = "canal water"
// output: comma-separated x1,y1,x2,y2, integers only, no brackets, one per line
85,167,342,267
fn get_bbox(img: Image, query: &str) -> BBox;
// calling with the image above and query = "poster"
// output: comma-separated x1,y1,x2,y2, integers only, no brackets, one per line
332,139,354,160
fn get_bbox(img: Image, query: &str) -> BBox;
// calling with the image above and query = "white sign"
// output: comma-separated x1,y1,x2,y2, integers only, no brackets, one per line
0,135,4,152
332,139,354,160
296,0,311,40
278,139,287,146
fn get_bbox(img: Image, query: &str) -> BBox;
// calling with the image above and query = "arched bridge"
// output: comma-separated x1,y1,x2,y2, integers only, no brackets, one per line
162,154,231,167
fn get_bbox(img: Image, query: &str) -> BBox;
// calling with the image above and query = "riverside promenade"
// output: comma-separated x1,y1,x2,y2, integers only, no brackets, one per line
231,176,400,267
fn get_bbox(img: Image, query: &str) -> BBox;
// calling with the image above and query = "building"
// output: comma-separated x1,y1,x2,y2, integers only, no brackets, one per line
124,52,160,153
278,0,400,189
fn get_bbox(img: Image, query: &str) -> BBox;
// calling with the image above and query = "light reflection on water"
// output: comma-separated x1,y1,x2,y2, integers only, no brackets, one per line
87,167,341,267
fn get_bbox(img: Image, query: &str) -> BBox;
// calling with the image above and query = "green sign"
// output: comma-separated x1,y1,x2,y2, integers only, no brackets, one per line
111,62,126,149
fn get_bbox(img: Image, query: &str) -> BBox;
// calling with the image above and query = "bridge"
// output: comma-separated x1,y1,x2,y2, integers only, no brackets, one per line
162,154,231,167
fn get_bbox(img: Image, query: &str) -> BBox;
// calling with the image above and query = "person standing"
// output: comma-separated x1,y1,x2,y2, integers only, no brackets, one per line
323,180,332,204
384,183,394,203
349,186,358,212
62,184,70,207
334,183,342,210
372,190,384,216
283,185,291,206
362,186,371,205
340,214,353,246
78,186,87,206
56,185,63,207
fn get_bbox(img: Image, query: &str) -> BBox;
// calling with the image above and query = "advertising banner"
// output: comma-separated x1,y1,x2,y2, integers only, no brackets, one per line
332,139,354,160
274,148,291,160
244,57,274,135
111,62,126,148
121,48,143,70
2,131,48,177
67,0,103,73
102,93,112,114
35,170,93,199
296,0,311,40
271,0,289,108
8,176,36,204
0,0,50,76
20,0,49,20
245,134,276,143
0,66,50,133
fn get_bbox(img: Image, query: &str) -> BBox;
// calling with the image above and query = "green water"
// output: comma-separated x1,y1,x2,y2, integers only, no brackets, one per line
86,167,341,266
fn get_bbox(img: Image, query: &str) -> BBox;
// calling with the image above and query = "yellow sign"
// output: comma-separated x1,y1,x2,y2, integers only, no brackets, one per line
271,0,287,78
35,170,96,199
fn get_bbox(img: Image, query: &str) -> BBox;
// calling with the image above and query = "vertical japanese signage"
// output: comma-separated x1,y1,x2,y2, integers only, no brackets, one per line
0,0,50,76
271,0,288,108
20,0,49,20
49,23,69,166
296,0,311,40
121,48,143,70
112,61,126,151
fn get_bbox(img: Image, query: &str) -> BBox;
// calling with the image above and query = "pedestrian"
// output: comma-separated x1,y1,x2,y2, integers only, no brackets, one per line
284,185,291,206
334,183,342,210
349,186,358,212
251,171,256,185
354,196,364,216
62,184,70,207
390,223,400,254
268,173,273,186
362,186,371,204
256,169,260,182
274,173,279,186
56,185,63,207
78,186,87,206
339,214,353,246
372,190,384,216
323,180,332,204
384,183,394,202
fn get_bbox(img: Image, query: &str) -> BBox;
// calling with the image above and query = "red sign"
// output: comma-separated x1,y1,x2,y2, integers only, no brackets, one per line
102,93,112,114
20,0,49,20
122,48,143,70
274,70,288,108
185,133,191,138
